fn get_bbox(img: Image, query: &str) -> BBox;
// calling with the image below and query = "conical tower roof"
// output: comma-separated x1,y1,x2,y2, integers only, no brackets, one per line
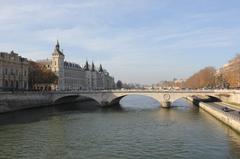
99,64,103,72
91,62,95,71
84,60,89,71
52,40,64,56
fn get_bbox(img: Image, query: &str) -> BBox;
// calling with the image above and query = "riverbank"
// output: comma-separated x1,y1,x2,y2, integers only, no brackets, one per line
186,97,240,133
0,93,52,113
0,93,101,114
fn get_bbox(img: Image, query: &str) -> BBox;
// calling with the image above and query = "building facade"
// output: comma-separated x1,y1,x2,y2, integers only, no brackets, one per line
216,54,240,88
83,61,115,90
37,41,115,91
0,51,29,90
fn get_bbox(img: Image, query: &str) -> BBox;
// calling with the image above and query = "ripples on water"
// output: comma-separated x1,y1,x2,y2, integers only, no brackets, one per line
0,95,240,159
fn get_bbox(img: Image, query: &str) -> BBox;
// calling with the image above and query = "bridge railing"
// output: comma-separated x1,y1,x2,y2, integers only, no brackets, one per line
0,89,239,95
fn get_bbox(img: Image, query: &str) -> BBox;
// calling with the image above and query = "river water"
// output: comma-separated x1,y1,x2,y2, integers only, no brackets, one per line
0,95,240,159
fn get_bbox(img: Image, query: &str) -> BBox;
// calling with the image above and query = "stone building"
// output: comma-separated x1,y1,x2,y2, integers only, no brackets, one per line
37,41,115,91
0,51,29,90
63,61,86,90
83,61,115,90
216,54,240,88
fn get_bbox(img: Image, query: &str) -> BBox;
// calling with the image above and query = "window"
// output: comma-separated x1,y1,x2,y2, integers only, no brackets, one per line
24,81,27,89
16,81,19,89
10,81,13,87
11,69,13,75
5,80,8,87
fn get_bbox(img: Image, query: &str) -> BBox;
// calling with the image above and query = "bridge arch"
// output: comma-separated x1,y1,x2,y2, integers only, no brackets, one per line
50,90,229,108
169,94,222,106
109,95,127,105
110,94,163,105
108,93,163,107
53,94,101,105
54,95,79,104
107,92,223,108
206,95,222,102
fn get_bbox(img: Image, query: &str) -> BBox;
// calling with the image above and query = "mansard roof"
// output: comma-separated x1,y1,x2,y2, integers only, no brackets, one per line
0,51,28,62
64,61,82,69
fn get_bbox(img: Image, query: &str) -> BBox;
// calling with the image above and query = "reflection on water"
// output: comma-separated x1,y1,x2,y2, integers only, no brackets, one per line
0,100,101,126
120,95,160,110
0,95,240,159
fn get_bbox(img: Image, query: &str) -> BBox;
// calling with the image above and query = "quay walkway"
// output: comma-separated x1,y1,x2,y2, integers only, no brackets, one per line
186,96,240,133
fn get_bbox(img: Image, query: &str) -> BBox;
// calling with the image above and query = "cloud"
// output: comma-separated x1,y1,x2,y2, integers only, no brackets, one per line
0,0,240,84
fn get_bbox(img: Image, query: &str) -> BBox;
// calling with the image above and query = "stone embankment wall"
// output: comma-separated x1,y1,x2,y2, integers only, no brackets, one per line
199,102,240,133
186,97,240,133
0,93,53,113
0,92,100,113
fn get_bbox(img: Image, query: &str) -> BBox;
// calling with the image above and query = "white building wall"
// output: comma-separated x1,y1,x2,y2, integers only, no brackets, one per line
51,54,65,90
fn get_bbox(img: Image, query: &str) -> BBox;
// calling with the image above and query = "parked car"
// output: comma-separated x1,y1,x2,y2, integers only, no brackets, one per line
222,107,233,112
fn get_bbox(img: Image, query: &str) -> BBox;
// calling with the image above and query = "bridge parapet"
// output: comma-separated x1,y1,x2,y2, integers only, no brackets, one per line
1,89,239,108
50,90,234,108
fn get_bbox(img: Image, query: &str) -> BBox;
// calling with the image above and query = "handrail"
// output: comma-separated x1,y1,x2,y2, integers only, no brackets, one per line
0,89,239,94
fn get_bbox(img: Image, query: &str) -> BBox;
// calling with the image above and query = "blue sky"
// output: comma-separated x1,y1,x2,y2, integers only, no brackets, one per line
0,0,240,84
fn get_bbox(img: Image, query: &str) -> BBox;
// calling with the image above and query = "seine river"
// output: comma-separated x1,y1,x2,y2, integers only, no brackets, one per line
0,95,240,159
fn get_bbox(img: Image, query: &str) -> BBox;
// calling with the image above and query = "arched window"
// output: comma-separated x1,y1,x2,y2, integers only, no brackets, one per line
16,81,19,89
24,82,27,89
5,80,8,87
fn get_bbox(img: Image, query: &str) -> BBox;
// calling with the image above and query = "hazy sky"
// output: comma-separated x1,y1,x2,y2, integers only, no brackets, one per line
0,0,240,84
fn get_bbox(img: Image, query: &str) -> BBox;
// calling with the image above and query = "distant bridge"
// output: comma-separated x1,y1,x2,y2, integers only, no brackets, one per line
50,89,240,108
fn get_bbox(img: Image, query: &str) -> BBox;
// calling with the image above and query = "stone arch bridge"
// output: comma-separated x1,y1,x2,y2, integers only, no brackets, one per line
51,90,240,108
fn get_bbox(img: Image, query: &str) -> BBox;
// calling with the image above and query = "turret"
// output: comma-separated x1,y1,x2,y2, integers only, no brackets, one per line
53,40,64,56
91,62,95,71
99,64,103,72
84,61,89,71
56,40,60,50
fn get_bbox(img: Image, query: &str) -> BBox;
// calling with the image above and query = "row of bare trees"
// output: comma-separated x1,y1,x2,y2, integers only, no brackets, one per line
159,54,240,89
183,67,216,89
185,54,240,89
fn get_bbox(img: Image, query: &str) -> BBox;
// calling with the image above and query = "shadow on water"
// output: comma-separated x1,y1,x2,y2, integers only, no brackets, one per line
0,100,110,126
0,95,162,126
0,96,195,126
